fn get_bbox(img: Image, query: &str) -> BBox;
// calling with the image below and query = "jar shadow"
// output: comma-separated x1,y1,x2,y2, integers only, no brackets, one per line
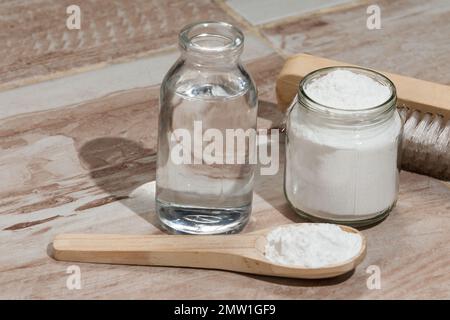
78,137,164,232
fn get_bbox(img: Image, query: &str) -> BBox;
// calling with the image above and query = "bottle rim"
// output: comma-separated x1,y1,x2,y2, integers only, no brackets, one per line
297,66,397,120
179,21,244,57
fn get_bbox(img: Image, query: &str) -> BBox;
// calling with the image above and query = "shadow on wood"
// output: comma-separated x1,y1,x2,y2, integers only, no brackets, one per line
78,137,163,231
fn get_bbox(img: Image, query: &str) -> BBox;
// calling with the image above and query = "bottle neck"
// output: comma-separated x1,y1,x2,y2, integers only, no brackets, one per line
181,49,241,68
178,21,244,68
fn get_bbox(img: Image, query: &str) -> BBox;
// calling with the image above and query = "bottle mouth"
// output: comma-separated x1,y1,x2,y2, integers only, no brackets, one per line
179,21,244,57
298,66,397,121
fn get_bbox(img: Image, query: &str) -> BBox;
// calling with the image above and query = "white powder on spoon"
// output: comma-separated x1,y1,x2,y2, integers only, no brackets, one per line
264,224,362,268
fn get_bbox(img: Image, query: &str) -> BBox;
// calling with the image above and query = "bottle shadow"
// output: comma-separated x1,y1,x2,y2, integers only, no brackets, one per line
78,137,164,231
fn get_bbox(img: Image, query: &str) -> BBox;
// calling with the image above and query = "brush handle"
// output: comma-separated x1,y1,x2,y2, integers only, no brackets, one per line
276,54,450,120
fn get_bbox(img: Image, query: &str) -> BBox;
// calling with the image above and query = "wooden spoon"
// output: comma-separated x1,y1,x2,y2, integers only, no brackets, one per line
52,224,366,279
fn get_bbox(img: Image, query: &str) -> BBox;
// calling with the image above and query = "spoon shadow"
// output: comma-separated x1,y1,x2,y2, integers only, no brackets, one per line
245,269,355,287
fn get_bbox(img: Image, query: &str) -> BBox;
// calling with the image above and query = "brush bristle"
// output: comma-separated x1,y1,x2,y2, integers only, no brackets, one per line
399,107,450,180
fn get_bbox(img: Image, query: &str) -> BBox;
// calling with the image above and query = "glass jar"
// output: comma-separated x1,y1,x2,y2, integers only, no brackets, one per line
285,66,403,226
156,21,258,234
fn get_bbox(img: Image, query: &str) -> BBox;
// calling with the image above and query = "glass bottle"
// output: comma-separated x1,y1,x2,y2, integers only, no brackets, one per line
285,66,403,227
156,21,258,234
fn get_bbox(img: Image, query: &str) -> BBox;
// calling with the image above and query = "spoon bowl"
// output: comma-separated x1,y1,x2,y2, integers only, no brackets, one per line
52,223,366,279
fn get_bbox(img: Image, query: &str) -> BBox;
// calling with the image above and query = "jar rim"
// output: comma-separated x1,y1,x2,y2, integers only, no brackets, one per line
297,66,397,117
179,21,244,56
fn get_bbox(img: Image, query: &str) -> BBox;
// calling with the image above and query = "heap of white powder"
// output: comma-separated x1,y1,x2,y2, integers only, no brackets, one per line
264,224,362,268
304,69,391,109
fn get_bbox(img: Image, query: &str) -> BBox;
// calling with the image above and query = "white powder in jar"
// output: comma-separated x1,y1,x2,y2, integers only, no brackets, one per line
285,68,402,221
264,224,362,268
304,69,391,109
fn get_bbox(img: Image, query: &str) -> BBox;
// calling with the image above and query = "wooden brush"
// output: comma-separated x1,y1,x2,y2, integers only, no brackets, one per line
276,54,450,180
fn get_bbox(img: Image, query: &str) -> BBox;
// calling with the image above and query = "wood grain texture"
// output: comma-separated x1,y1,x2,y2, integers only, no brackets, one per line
1,141,449,298
0,0,449,299
0,53,284,232
0,0,239,89
261,0,450,85
225,0,352,25
1,71,449,297
0,32,274,120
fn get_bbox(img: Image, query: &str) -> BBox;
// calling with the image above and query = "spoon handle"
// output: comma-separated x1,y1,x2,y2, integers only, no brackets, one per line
52,233,261,268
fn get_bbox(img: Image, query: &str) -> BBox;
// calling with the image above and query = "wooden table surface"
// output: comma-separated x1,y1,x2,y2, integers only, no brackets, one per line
1,0,449,299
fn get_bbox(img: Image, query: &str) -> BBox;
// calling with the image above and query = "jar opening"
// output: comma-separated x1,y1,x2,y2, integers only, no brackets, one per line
297,66,397,120
179,21,243,56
